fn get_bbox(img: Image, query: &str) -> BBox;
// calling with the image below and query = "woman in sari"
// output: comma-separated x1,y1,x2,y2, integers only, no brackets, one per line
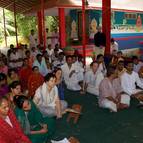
14,95,55,143
28,66,44,98
0,96,31,143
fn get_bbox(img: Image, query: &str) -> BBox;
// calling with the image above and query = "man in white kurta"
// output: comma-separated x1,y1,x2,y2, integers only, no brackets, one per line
121,62,143,96
61,56,83,91
85,62,104,96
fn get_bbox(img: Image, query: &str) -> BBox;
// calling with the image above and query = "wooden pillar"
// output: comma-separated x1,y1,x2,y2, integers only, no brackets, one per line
82,0,86,65
58,8,66,48
37,11,43,45
41,0,46,50
3,9,7,47
102,0,111,54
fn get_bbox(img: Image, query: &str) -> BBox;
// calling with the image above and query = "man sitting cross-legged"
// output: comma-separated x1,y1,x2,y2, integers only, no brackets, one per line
121,61,143,100
61,55,84,93
84,61,104,96
99,66,130,112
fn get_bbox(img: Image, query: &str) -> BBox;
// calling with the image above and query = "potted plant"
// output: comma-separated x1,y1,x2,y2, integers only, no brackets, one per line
64,46,75,55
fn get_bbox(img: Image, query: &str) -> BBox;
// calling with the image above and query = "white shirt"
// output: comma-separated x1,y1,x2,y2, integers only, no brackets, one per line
61,63,82,90
111,41,119,54
33,83,58,108
121,71,143,95
85,70,104,89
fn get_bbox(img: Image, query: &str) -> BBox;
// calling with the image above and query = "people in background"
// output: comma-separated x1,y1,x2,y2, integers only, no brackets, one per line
132,56,143,73
29,29,37,49
0,73,9,96
33,54,48,76
94,26,106,49
110,38,119,54
7,68,19,85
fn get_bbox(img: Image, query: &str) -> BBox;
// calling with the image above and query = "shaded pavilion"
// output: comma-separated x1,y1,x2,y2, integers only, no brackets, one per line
1,0,143,63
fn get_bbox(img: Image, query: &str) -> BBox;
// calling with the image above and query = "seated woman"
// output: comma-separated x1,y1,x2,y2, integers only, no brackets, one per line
33,73,68,118
0,96,31,143
28,66,44,98
0,60,8,75
53,68,65,100
8,81,22,109
19,58,32,92
7,68,19,85
14,95,55,143
0,73,9,96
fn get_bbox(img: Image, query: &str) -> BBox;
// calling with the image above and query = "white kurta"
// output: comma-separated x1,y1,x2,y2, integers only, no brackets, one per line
121,71,143,96
33,83,67,117
85,70,104,96
97,63,107,76
110,41,119,54
61,63,83,91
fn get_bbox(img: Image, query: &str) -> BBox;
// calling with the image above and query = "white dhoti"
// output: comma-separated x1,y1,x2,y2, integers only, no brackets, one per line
87,86,99,96
100,94,130,112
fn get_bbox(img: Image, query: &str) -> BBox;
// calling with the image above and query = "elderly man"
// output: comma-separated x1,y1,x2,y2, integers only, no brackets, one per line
99,66,130,112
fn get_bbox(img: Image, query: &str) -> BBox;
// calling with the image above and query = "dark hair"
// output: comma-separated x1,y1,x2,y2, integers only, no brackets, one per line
118,60,124,65
59,52,64,56
53,67,62,74
36,54,42,59
14,95,28,109
90,61,98,67
0,73,7,81
0,96,8,106
8,68,17,77
25,50,30,55
44,73,56,82
66,55,72,61
96,54,103,60
9,81,21,90
117,51,123,55
125,61,133,67
132,56,138,60
32,66,39,71
107,66,116,77
111,38,115,43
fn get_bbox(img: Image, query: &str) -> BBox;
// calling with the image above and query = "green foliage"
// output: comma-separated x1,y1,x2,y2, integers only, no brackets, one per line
45,16,59,31
0,8,15,42
64,46,74,51
16,14,37,37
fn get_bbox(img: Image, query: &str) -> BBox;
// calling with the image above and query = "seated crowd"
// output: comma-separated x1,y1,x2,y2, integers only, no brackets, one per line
0,42,143,143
